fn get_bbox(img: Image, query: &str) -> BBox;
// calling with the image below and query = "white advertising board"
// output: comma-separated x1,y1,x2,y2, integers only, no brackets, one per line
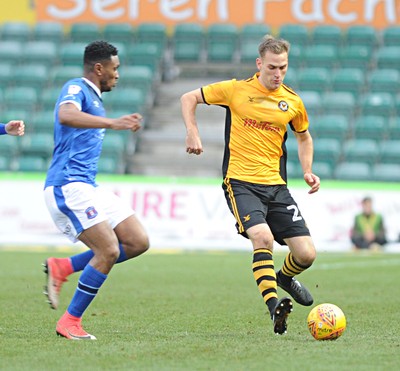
0,178,399,252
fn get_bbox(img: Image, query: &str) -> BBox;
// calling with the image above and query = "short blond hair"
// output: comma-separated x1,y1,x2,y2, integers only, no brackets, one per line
258,34,290,58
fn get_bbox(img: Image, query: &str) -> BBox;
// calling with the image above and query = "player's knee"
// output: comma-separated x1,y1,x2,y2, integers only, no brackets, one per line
248,227,274,249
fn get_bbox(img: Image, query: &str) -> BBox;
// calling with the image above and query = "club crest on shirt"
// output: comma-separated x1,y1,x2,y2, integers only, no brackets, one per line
85,206,98,219
278,100,289,111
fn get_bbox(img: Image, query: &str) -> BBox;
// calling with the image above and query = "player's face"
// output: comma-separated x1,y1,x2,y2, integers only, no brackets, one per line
99,55,120,92
256,51,288,91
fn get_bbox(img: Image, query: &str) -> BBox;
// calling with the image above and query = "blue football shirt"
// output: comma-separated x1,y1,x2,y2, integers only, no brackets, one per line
45,78,106,187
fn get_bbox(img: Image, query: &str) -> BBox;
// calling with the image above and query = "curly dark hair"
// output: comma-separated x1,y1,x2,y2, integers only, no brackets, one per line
83,40,118,68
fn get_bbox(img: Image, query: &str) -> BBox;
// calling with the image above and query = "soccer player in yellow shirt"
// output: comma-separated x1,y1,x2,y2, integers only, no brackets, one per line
181,35,320,335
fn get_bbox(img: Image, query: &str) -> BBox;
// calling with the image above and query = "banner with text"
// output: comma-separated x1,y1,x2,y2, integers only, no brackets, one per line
1,179,399,251
34,0,400,28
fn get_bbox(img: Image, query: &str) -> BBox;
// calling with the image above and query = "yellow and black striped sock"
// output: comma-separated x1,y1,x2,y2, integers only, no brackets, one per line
277,252,311,284
252,248,278,315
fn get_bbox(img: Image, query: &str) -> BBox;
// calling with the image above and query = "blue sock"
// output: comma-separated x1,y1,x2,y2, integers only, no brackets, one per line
67,264,107,318
70,243,128,272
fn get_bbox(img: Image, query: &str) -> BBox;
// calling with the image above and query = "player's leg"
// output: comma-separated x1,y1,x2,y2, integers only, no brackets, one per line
57,220,119,340
247,224,293,335
267,186,316,306
223,179,292,334
276,236,316,306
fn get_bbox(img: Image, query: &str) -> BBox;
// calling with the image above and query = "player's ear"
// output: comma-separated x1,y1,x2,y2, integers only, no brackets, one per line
94,62,103,76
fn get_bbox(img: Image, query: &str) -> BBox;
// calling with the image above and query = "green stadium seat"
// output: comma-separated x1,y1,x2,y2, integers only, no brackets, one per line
313,161,334,179
118,65,155,106
345,25,378,51
60,42,86,66
0,135,19,157
0,155,10,171
334,162,372,181
359,92,395,118
174,41,204,62
12,64,48,94
372,164,400,182
19,133,54,160
278,24,309,47
125,43,161,78
288,44,304,68
298,91,322,116
311,25,342,47
240,23,270,43
286,161,303,179
382,26,400,46
297,68,330,94
378,140,400,163
312,115,350,141
136,23,168,54
283,67,298,89
353,116,387,141
98,156,123,174
0,22,31,42
321,92,356,118
331,69,365,98
303,45,338,69
388,117,400,139
173,23,205,62
313,138,342,167
368,69,400,94
21,41,59,68
102,88,145,113
40,87,61,110
207,23,238,62
103,23,135,46
4,87,38,111
343,139,379,165
101,133,126,159
0,62,13,87
31,111,54,133
69,22,102,43
15,156,48,172
338,46,372,69
49,66,82,87
376,47,400,70
33,22,64,43
239,40,261,64
0,41,23,64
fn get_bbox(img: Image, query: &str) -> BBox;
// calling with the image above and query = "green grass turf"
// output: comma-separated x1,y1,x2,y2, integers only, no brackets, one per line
0,249,399,370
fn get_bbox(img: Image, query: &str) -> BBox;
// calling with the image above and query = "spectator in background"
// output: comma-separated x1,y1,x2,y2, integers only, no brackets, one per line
0,121,25,136
351,196,387,251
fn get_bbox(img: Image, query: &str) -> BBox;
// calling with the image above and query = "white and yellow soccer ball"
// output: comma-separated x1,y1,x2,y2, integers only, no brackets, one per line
307,303,346,340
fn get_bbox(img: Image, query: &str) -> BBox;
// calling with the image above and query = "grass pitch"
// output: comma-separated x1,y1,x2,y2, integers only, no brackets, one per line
0,249,399,370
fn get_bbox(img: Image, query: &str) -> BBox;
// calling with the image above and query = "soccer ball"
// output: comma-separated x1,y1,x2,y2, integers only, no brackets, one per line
307,303,346,340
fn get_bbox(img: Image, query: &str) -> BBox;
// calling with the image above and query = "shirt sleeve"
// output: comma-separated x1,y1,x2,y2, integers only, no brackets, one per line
0,123,7,135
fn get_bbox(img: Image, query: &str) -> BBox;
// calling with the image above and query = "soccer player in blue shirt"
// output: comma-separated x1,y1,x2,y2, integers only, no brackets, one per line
43,41,150,340
0,120,25,136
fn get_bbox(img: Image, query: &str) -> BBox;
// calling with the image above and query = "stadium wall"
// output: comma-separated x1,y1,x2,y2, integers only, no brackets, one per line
0,173,399,252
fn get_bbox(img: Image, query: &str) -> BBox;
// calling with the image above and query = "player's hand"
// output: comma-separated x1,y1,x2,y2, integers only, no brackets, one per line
304,172,320,194
185,134,203,155
111,113,143,132
6,120,25,136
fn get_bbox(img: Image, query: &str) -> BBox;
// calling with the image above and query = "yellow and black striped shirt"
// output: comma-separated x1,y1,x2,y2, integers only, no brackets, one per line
202,72,309,184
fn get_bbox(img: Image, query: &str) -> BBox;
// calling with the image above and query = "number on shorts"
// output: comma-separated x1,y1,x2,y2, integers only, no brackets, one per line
287,205,303,222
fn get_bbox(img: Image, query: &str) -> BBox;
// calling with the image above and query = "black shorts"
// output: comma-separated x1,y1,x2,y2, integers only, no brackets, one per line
222,178,310,245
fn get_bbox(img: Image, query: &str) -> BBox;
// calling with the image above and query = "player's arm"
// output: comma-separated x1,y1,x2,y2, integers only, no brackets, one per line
59,103,142,132
181,88,204,155
294,130,320,194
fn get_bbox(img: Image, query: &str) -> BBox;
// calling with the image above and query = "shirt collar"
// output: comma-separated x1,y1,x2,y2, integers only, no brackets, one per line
82,77,101,98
